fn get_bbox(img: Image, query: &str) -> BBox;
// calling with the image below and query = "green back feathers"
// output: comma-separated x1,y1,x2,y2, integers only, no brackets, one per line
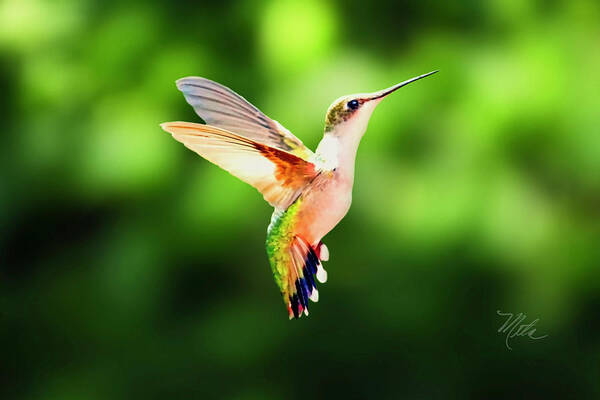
265,200,303,298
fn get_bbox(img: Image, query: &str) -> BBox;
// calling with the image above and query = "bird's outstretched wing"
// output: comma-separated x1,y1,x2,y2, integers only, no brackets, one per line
176,77,313,160
161,122,318,209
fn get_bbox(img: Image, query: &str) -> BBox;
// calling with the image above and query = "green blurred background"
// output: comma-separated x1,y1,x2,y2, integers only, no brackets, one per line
1,0,599,398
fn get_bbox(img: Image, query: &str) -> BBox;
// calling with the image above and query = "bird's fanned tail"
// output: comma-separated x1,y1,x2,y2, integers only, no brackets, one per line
266,206,328,319
286,235,329,319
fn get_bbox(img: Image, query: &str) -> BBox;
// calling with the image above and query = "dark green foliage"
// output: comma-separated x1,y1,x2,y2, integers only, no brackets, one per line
1,0,599,398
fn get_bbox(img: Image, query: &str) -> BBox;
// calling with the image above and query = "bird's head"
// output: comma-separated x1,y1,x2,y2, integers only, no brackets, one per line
323,70,438,137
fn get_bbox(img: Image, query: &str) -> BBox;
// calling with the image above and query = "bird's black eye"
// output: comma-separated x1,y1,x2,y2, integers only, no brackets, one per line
347,99,360,110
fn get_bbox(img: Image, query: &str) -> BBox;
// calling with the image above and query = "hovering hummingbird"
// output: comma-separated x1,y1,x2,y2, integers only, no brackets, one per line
161,70,437,319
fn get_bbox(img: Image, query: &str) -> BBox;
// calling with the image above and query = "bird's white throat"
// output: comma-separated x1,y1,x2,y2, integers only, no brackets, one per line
315,101,377,180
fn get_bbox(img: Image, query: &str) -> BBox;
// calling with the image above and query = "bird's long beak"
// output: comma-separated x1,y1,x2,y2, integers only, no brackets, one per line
368,70,439,101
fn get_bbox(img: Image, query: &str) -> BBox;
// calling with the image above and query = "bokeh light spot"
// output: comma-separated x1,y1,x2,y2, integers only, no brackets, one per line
259,0,337,74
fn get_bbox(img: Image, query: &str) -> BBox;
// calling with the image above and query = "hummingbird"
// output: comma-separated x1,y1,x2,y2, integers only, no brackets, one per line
161,70,437,319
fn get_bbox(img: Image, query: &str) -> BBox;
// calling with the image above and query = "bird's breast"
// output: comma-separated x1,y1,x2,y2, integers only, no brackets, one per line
293,171,353,245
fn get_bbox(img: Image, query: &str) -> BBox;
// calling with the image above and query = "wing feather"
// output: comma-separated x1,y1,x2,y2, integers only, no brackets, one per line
176,77,312,160
161,122,318,209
